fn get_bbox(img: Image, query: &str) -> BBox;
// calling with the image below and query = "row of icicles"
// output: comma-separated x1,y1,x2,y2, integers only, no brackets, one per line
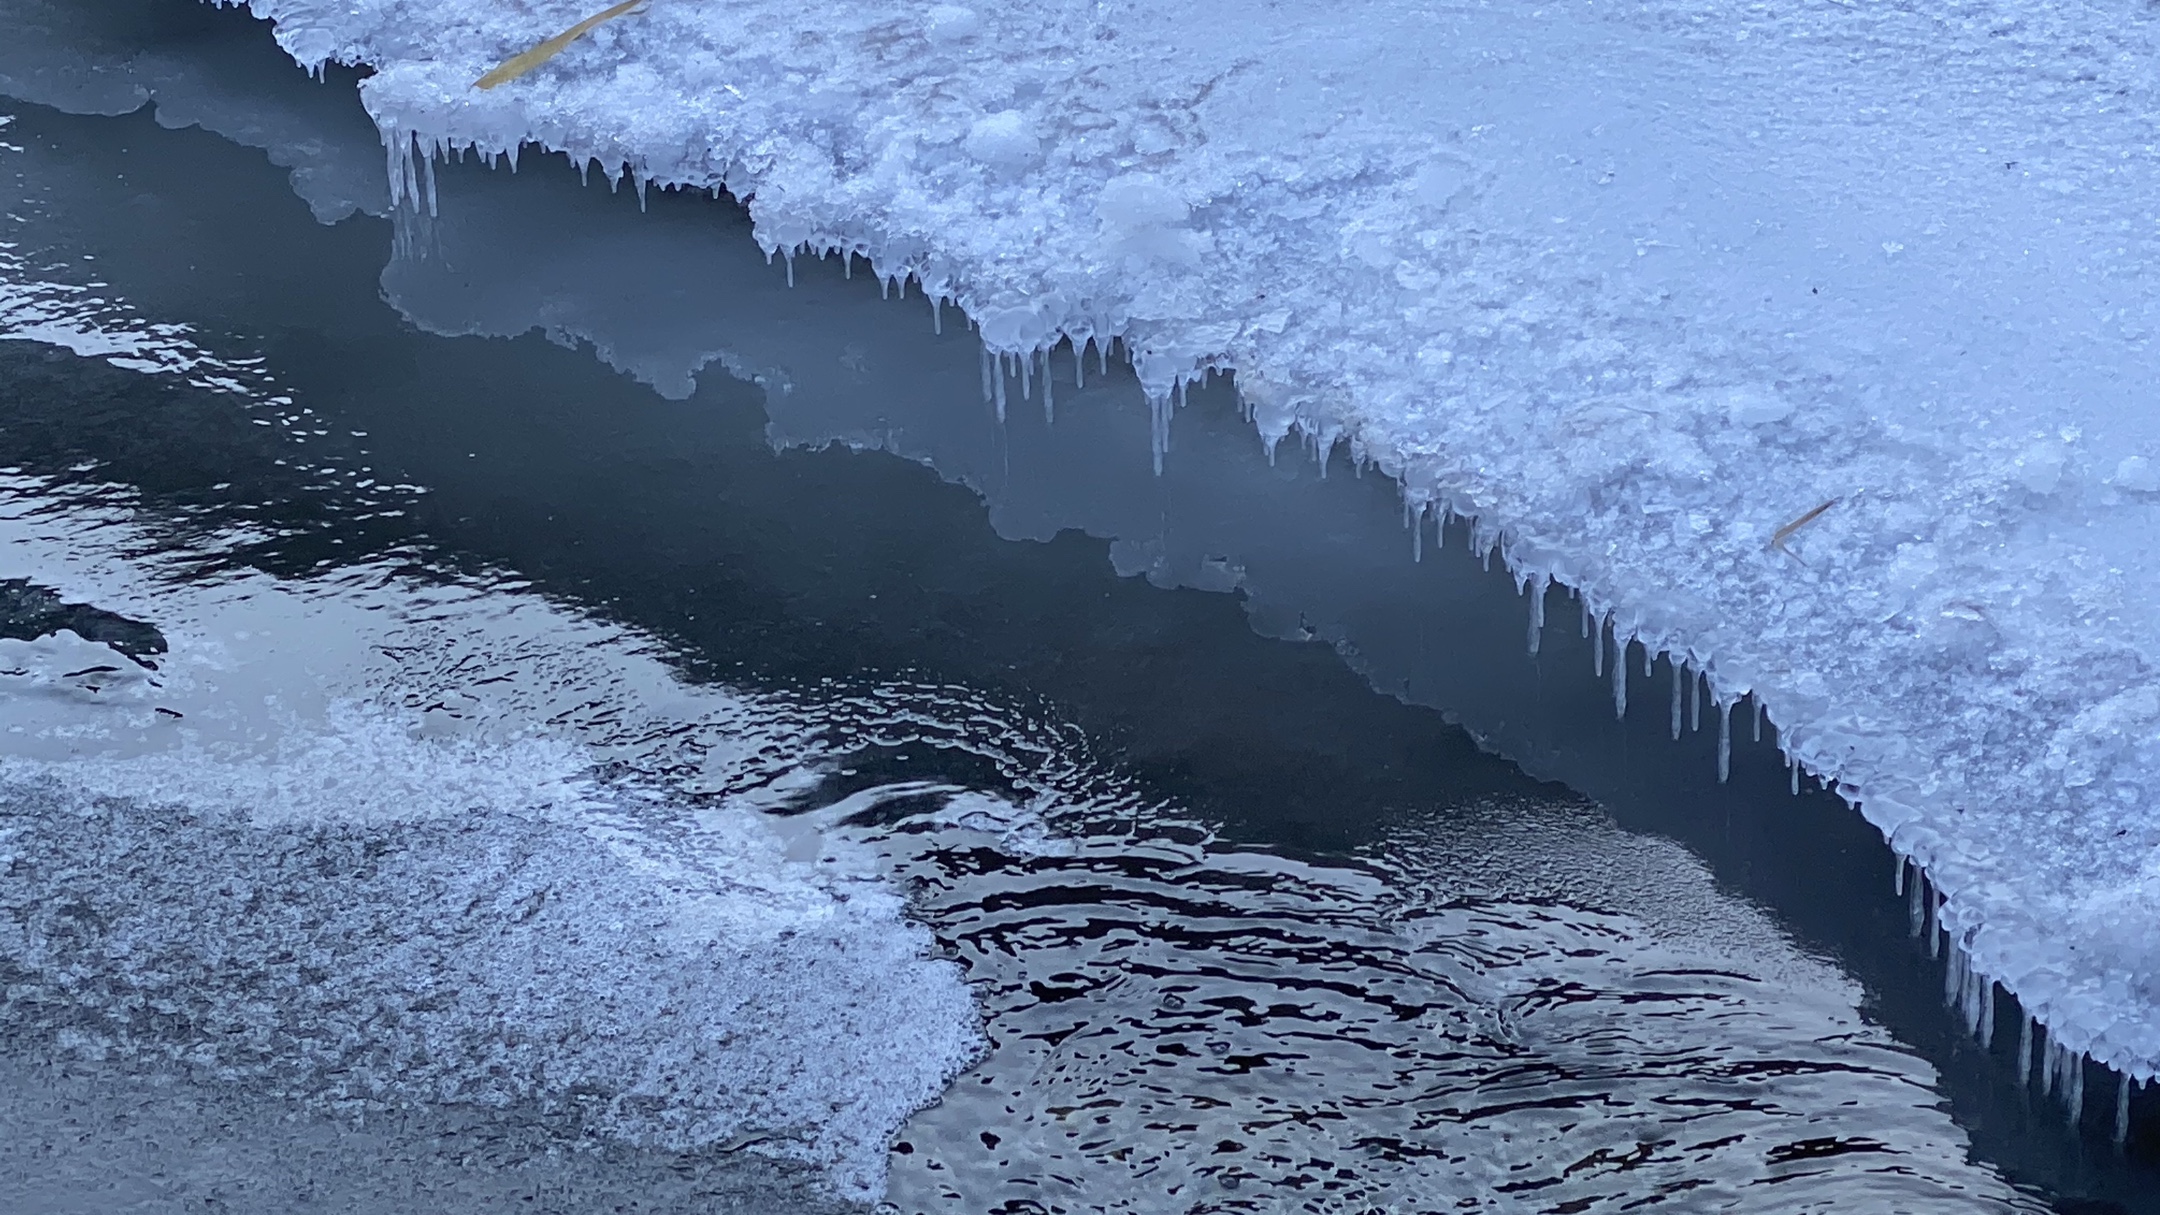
1490,508,2149,1151
936,259,2153,1153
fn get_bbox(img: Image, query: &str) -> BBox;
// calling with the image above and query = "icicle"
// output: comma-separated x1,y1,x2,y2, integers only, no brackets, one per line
1076,339,1088,388
1895,855,1906,898
1592,616,1605,678
634,170,648,211
1580,602,1591,640
1928,900,1941,959
2116,1074,2134,1148
932,295,943,335
1753,697,1764,743
1526,574,1548,656
881,274,890,300
785,250,795,288
1688,668,1701,733
1979,978,1996,1050
1908,871,1926,937
1435,507,1448,551
1642,647,1653,679
1611,640,1629,720
980,347,994,404
1412,504,1425,563
422,143,439,217
1150,394,1169,475
844,252,853,279
993,355,1008,422
2017,1014,2034,1087
2070,1054,2086,1127
1791,752,1801,795
1716,699,1732,783
1043,350,1055,424
1669,661,1684,741
1944,940,1965,1006
1020,350,1033,401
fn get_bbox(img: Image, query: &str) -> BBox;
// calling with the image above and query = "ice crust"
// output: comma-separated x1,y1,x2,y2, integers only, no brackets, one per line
210,0,2160,1081
0,473,984,1200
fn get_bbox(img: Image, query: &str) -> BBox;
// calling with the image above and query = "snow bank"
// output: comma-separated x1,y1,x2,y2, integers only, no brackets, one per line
217,0,2160,1086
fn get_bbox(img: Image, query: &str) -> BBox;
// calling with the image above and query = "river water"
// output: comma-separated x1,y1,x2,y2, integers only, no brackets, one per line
0,4,2152,1212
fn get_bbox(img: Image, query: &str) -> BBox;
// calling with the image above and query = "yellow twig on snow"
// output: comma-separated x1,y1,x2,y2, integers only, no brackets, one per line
1769,497,1840,558
475,0,651,90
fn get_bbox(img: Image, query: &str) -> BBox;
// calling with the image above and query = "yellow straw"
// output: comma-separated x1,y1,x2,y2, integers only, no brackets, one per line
475,0,650,90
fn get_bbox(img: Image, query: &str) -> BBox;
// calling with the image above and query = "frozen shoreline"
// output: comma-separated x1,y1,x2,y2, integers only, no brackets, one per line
209,0,2160,1091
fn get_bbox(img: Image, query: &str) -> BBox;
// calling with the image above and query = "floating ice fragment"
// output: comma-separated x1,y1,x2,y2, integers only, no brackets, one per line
964,111,1039,170
2111,454,2159,493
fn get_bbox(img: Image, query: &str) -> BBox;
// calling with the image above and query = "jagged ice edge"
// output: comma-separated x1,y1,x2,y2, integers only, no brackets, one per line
222,16,2156,1136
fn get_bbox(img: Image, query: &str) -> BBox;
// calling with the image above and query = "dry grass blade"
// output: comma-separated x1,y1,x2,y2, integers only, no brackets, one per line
1769,497,1840,557
475,0,651,90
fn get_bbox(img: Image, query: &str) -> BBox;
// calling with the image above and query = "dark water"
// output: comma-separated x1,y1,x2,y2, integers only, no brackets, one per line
0,3,2154,1212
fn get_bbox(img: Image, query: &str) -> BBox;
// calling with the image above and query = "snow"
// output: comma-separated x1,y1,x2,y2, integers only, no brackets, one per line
191,0,2160,1089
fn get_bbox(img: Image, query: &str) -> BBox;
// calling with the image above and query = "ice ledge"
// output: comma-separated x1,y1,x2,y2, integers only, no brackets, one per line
219,0,2160,1103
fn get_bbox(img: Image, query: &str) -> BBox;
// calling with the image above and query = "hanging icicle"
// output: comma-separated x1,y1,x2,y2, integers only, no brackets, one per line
2117,1074,2135,1148
1716,699,1733,783
1979,979,1996,1050
1669,660,1684,741
1612,640,1629,721
1526,573,1548,656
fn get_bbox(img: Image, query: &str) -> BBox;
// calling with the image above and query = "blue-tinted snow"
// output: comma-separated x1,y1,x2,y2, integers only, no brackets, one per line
218,0,2160,1080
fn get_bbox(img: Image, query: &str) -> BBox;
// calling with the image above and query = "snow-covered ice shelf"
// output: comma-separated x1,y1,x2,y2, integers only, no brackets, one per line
217,0,2160,1090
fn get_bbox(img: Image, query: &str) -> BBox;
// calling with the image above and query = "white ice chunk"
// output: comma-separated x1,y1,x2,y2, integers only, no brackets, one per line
924,5,982,43
2014,441,2067,495
2113,454,2159,494
964,110,1038,170
1725,386,1792,427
